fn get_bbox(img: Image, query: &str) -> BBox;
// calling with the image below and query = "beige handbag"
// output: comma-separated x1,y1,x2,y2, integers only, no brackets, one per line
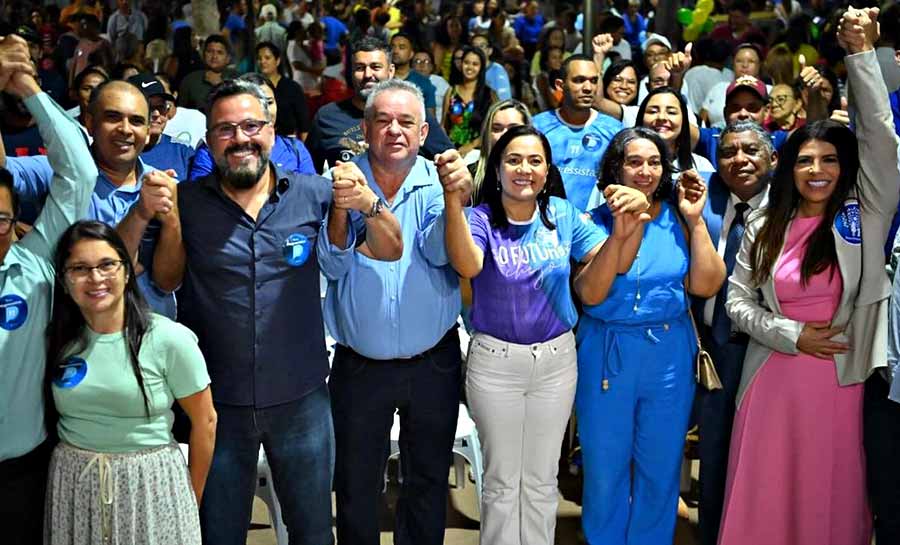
688,309,723,391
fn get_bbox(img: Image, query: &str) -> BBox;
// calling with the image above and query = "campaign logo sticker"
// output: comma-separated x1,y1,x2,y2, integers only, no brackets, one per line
582,134,604,152
283,233,311,267
0,294,28,331
834,200,862,245
53,357,88,389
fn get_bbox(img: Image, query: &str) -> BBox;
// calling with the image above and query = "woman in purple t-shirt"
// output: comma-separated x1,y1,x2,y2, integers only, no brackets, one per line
442,125,650,545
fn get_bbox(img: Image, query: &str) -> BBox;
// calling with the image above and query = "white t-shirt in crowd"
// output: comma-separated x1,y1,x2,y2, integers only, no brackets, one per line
164,107,207,148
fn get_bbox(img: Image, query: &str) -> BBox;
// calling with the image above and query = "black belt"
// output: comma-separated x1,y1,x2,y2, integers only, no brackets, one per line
336,324,459,363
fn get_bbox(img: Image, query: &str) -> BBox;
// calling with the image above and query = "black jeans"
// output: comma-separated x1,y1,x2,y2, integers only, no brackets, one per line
330,327,461,545
864,372,900,544
697,329,748,545
0,439,53,545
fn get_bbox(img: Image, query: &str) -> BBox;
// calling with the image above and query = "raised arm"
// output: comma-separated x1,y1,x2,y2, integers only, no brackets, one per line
330,161,402,261
840,7,900,218
590,34,625,121
438,149,482,278
678,170,725,298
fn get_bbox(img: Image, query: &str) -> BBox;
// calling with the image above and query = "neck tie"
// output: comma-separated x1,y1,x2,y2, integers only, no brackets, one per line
711,202,750,345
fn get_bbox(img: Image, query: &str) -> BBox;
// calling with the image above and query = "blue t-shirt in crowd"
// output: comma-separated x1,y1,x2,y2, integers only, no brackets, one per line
223,13,246,41
468,197,605,344
485,62,512,101
513,14,544,45
533,109,623,211
140,134,195,183
322,16,348,51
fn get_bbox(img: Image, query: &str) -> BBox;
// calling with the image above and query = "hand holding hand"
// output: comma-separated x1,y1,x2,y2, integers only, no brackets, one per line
138,170,178,222
677,169,707,223
837,6,879,54
605,184,651,241
797,321,850,359
830,96,850,125
0,35,36,94
434,149,473,207
331,161,377,213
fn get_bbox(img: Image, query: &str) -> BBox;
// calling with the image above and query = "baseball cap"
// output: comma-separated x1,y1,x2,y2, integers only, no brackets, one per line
725,75,768,102
259,4,278,19
127,73,176,103
16,25,40,45
642,33,672,52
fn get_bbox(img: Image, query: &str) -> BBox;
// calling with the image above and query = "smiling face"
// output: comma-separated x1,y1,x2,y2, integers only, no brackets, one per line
718,130,775,200
724,88,766,124
793,138,840,214
769,84,798,122
352,49,395,99
63,239,127,322
498,134,548,204
85,84,150,172
488,107,526,147
642,92,682,149
560,59,600,112
208,93,274,189
620,138,663,198
412,51,434,76
461,50,482,82
607,65,638,105
363,88,428,165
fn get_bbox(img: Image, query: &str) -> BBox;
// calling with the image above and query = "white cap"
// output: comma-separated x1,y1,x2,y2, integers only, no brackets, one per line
259,4,278,20
642,33,672,52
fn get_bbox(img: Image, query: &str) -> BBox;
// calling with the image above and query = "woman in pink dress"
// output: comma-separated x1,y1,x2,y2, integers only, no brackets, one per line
718,8,900,545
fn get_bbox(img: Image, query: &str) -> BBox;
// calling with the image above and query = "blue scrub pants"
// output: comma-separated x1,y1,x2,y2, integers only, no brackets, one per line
575,317,696,545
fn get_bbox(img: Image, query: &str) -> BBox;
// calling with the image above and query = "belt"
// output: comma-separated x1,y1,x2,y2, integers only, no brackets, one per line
597,320,682,392
337,324,459,363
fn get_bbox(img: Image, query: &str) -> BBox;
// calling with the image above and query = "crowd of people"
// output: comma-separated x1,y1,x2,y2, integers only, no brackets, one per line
1,1,900,545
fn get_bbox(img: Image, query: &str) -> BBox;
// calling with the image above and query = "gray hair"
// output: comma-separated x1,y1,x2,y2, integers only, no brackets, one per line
205,78,272,128
716,120,775,161
364,79,426,125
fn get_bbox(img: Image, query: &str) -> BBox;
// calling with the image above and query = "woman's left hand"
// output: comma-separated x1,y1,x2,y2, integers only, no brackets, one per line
677,169,707,223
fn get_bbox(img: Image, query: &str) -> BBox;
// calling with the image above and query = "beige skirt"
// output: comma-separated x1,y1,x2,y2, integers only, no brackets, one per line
44,442,201,545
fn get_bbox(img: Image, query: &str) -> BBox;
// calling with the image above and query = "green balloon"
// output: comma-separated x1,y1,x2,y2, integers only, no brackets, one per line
701,18,714,33
677,7,693,25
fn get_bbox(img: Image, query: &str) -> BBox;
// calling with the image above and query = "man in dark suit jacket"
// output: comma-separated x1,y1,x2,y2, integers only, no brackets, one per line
690,120,777,545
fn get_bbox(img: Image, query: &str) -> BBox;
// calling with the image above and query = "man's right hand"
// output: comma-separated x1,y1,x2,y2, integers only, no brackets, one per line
137,170,178,222
592,33,614,58
0,35,35,94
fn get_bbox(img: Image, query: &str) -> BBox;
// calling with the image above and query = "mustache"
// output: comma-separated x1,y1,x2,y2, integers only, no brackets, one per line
225,143,262,156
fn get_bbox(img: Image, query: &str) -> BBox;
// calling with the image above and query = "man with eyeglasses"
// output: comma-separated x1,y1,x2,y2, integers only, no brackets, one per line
130,74,194,183
0,36,98,544
161,77,402,545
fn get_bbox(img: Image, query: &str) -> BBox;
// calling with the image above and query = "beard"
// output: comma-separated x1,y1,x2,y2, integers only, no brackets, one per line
215,143,270,189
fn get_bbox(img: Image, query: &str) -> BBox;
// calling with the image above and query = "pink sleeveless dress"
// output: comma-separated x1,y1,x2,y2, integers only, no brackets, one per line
717,215,871,545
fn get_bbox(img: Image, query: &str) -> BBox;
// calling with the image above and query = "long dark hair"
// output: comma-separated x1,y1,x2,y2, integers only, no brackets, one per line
480,125,563,230
448,46,493,135
597,126,675,203
749,120,858,286
256,41,291,80
603,59,640,106
45,221,152,417
636,86,694,172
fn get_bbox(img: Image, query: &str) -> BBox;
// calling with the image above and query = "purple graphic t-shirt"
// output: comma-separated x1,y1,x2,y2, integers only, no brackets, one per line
469,197,606,344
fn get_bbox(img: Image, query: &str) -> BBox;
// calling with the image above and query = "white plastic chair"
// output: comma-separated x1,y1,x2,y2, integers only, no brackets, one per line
386,404,484,515
178,444,289,545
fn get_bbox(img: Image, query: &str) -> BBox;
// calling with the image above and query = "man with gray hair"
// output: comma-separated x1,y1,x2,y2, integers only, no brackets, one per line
307,36,453,173
160,77,403,545
323,78,472,545
690,119,776,545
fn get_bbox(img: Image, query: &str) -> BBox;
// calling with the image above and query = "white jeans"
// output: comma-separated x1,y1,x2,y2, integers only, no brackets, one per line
466,330,578,545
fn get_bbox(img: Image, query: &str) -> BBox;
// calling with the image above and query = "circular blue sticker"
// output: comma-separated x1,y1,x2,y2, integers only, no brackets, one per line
0,294,28,331
834,200,862,245
582,134,603,152
53,357,88,389
283,233,311,267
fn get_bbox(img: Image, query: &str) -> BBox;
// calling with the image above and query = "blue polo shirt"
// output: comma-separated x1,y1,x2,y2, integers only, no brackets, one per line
140,133,195,183
320,153,460,360
188,135,315,180
485,62,512,101
177,166,351,407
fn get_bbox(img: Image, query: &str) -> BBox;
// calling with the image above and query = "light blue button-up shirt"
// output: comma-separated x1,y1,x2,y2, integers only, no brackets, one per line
0,93,97,461
318,153,460,360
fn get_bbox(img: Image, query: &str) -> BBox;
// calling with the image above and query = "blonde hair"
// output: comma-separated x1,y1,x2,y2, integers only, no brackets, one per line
472,99,532,203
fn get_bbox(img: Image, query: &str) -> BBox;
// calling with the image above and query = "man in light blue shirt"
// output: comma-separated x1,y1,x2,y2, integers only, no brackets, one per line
471,31,512,101
320,79,472,545
0,57,98,543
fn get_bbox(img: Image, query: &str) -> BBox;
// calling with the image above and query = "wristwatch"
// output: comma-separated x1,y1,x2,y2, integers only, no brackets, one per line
364,197,386,218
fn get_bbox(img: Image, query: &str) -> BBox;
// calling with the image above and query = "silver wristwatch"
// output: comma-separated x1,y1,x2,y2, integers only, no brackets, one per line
364,197,385,218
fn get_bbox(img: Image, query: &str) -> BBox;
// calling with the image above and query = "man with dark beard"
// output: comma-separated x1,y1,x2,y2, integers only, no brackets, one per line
161,78,402,545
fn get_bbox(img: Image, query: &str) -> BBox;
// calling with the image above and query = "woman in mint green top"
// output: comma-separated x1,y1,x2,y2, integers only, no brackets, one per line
43,221,216,545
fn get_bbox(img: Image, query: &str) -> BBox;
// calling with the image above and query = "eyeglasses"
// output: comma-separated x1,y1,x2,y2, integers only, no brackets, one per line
770,95,791,105
413,58,432,65
0,216,17,236
209,119,270,140
149,102,172,116
63,259,125,282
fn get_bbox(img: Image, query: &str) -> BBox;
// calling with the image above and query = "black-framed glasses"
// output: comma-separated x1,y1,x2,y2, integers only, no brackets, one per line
209,119,270,140
63,260,125,282
770,95,791,105
150,102,172,116
413,58,432,65
0,216,16,236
